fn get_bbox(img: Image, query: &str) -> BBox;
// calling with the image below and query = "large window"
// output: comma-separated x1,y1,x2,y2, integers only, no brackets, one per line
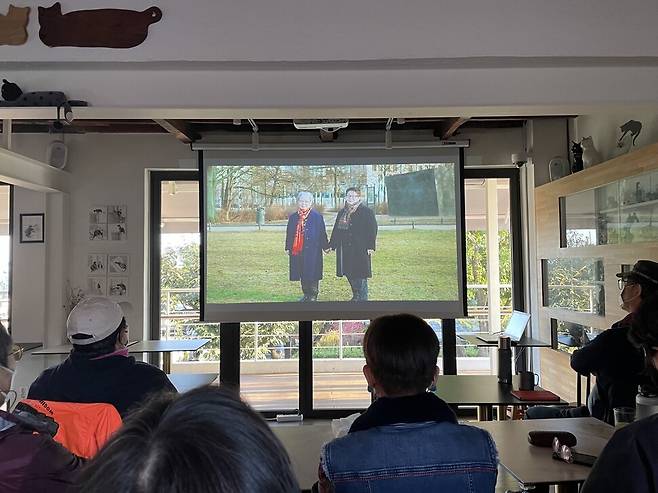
150,167,523,414
0,184,11,329
457,170,523,375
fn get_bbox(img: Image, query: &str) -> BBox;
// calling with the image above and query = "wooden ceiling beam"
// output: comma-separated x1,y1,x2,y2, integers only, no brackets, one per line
435,117,470,140
153,119,200,144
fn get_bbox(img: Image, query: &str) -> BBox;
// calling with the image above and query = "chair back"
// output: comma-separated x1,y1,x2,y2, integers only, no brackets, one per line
20,399,122,458
576,372,592,407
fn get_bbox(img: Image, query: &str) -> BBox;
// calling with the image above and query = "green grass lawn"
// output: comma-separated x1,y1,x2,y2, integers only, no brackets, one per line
206,229,458,302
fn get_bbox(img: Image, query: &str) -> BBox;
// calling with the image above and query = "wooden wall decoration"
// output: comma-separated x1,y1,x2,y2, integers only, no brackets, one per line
38,2,162,48
0,5,30,46
534,142,658,402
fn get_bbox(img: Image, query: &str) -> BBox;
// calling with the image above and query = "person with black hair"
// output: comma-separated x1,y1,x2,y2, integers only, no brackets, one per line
329,187,378,301
527,260,658,424
77,386,299,493
28,297,175,416
0,324,83,493
581,293,658,493
318,314,497,492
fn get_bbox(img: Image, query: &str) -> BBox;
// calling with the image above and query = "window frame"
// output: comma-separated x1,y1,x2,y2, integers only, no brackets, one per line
148,164,525,417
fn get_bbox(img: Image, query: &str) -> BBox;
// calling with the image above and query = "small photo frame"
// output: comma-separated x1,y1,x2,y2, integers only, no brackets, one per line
108,254,129,275
87,254,107,275
108,205,126,224
89,225,107,241
20,213,45,243
89,206,107,225
109,223,127,241
108,277,128,298
88,277,107,296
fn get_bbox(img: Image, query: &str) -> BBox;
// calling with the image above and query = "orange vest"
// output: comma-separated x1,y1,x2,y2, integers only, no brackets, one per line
20,399,122,458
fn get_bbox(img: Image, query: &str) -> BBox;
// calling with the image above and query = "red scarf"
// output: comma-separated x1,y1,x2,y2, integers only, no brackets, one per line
292,208,311,256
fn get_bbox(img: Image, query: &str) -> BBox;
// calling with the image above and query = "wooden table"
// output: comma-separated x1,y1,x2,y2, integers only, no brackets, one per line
33,339,211,373
168,373,217,393
272,420,529,493
458,334,551,372
271,420,335,491
474,417,615,493
435,375,568,420
128,339,211,373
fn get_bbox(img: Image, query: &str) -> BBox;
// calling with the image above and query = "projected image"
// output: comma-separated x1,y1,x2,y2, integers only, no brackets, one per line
205,163,459,304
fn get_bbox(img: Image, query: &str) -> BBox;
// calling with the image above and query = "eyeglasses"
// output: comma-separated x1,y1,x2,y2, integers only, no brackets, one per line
9,344,23,362
552,437,574,463
618,278,636,290
552,437,597,467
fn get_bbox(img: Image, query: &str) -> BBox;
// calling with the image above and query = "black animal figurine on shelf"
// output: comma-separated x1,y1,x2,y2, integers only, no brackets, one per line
571,141,584,173
1,78,22,100
0,79,88,121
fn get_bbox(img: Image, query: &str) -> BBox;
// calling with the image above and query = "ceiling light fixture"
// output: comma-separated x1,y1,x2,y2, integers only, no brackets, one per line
293,119,349,132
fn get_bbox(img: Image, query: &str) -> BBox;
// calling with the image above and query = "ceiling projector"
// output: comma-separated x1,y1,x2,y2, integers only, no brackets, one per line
293,119,349,132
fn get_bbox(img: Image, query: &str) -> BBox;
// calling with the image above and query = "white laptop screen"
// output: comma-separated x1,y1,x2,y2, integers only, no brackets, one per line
503,311,530,341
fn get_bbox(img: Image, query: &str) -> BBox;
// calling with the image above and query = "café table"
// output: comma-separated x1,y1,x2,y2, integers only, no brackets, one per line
168,372,218,393
473,417,615,493
435,375,568,420
33,338,211,373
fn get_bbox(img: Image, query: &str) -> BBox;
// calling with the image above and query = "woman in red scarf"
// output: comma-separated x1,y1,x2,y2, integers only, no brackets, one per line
285,192,329,301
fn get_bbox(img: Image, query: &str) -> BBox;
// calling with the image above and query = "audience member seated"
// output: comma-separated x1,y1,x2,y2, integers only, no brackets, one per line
581,293,658,493
317,314,498,493
28,296,176,417
527,260,657,424
0,324,83,493
77,386,299,493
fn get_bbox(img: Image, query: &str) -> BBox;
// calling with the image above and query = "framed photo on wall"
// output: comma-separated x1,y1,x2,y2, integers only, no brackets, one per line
20,213,45,243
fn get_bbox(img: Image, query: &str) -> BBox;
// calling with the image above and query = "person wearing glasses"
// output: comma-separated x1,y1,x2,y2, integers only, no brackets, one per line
28,297,176,417
581,292,658,493
527,260,658,424
0,324,83,493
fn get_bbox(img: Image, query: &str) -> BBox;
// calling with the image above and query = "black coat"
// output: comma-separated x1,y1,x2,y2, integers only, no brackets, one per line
285,208,329,281
581,413,658,493
329,203,378,278
28,351,176,417
570,314,647,424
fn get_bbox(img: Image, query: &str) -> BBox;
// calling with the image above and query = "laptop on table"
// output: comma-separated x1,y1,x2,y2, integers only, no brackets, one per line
475,310,530,345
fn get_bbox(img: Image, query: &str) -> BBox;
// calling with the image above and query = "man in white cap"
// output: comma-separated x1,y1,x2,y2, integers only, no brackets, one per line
28,297,175,416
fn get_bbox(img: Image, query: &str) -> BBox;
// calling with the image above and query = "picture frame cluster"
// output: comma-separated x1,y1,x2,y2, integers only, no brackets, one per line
89,205,127,242
87,253,129,298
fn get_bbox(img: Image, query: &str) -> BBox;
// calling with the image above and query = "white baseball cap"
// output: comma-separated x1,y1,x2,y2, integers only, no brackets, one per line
67,296,124,345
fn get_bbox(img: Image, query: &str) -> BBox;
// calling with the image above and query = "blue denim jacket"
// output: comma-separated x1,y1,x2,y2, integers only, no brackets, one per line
321,421,498,493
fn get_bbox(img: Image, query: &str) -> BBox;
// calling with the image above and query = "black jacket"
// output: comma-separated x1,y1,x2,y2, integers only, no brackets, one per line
329,203,378,279
570,314,646,424
28,351,176,417
581,413,658,493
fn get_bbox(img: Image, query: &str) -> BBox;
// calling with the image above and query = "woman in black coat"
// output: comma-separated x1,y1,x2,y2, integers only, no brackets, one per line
329,187,378,301
285,192,329,301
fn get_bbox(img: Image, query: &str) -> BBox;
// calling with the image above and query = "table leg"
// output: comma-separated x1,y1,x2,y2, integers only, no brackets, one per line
555,484,579,493
163,352,171,374
478,405,493,421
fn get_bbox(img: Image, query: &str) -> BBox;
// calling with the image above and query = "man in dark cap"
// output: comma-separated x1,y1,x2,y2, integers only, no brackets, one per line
528,260,658,424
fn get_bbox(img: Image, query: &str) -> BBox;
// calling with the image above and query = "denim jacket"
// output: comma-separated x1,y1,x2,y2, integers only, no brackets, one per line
320,394,498,493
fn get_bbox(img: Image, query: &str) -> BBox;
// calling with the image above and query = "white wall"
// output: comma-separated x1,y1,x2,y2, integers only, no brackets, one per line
10,134,194,343
12,188,47,342
2,0,656,62
531,118,570,186
7,129,521,344
1,1,658,112
575,110,658,162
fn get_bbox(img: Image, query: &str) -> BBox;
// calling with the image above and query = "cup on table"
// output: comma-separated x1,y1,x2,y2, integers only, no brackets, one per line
613,407,635,428
518,371,539,391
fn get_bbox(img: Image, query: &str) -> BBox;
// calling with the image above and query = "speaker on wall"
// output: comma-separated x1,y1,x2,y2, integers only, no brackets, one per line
46,140,68,169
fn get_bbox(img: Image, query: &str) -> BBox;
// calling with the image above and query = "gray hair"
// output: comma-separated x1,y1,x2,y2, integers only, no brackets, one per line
297,191,313,202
